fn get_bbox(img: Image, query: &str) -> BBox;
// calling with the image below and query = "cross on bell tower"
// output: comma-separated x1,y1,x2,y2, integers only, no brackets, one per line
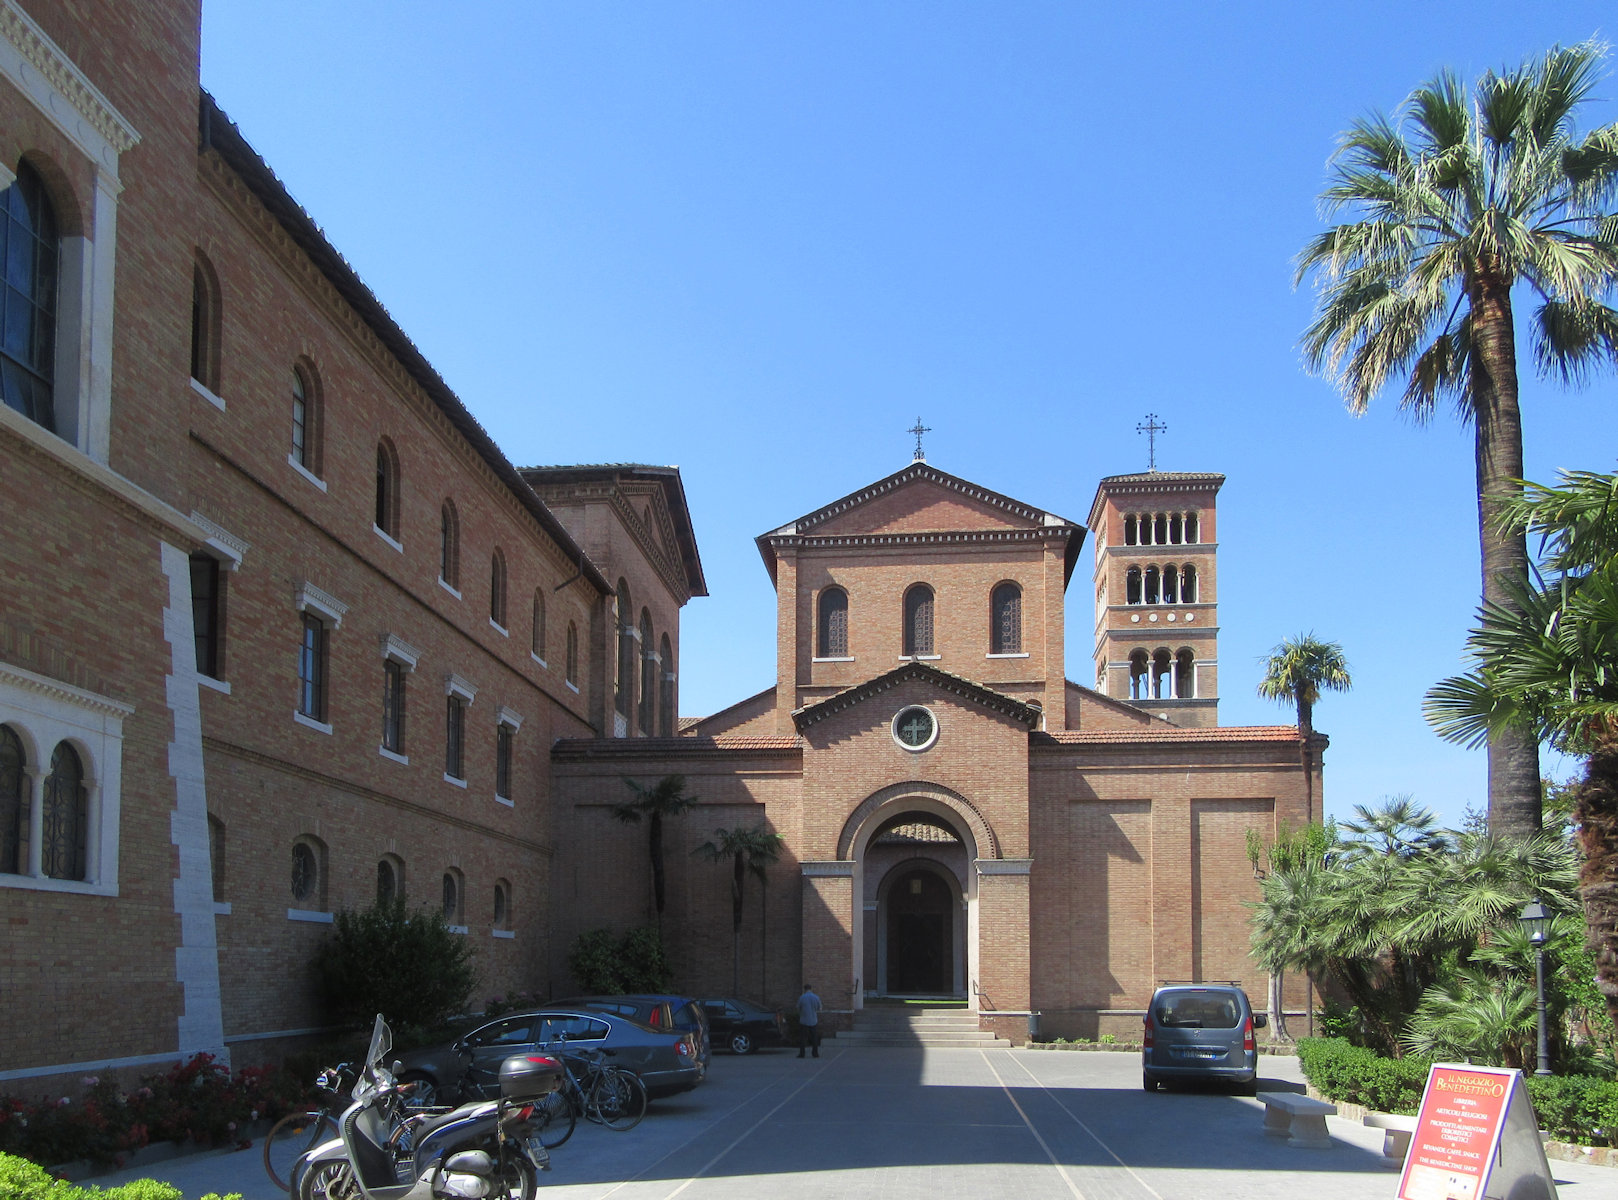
909,417,932,462
1136,413,1167,472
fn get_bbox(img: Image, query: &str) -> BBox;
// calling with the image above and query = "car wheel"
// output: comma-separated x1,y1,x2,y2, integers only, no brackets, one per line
1142,1071,1159,1092
399,1071,440,1108
729,1032,756,1055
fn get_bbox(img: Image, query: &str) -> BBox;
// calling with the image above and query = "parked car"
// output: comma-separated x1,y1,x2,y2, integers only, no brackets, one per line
395,1008,704,1104
559,994,711,1066
1141,982,1266,1094
699,998,787,1054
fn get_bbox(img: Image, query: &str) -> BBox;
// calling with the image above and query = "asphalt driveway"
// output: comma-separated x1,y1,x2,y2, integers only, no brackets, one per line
95,1045,1613,1199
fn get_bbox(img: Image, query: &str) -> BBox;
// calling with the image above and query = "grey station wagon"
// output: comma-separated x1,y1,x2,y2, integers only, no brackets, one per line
1141,983,1266,1094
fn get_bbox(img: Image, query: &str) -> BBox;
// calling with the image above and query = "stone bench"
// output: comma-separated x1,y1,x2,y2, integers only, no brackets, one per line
1363,1112,1418,1166
1257,1091,1337,1148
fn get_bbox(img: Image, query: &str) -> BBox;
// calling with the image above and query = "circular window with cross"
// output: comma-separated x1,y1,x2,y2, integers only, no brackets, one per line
892,705,939,752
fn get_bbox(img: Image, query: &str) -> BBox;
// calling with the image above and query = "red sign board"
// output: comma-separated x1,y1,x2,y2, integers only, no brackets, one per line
1397,1065,1515,1199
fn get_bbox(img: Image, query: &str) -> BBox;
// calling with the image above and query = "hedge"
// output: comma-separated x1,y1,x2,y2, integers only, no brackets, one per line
1297,1037,1618,1146
0,1152,239,1200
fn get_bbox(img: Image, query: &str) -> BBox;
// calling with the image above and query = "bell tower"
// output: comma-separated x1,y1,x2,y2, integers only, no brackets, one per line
1087,472,1223,728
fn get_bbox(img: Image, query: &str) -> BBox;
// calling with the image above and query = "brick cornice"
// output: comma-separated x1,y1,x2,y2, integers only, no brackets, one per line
0,1,140,161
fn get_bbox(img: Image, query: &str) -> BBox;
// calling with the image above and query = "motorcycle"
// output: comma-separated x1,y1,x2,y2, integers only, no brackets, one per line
296,1015,563,1200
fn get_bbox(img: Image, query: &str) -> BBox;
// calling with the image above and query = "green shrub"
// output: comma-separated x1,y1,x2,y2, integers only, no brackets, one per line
313,899,478,1030
1525,1074,1618,1147
0,1151,240,1200
566,927,672,994
1296,1037,1433,1114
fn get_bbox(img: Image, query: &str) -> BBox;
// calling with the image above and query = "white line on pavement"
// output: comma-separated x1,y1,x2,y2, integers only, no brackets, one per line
979,1050,1091,1200
1000,1050,1167,1200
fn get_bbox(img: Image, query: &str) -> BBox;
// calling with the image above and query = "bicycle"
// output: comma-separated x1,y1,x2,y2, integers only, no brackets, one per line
531,1042,647,1146
263,1064,353,1192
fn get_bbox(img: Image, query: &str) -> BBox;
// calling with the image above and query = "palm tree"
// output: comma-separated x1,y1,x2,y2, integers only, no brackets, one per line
1338,795,1454,860
1257,634,1353,737
694,824,784,997
1426,467,1618,1029
1297,42,1618,840
614,775,699,929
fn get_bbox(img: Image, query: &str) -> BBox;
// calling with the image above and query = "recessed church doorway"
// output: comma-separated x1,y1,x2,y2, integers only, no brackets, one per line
886,867,955,995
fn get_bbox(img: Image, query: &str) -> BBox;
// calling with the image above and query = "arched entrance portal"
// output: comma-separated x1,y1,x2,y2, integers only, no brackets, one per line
880,861,965,996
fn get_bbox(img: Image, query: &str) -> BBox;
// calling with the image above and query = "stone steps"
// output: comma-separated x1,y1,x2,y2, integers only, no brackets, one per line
830,1006,1011,1048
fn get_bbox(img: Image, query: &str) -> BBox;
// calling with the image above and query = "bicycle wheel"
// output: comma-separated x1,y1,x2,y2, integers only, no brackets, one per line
589,1069,647,1131
533,1088,577,1148
264,1110,336,1192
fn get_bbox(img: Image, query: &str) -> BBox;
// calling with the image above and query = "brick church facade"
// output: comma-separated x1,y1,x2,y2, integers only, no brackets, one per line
0,0,1317,1088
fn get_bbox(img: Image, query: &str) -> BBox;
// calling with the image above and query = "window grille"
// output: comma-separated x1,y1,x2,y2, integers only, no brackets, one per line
819,589,848,657
903,585,934,656
991,584,1021,653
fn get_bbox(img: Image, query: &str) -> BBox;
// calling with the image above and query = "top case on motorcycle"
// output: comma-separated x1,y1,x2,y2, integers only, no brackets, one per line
500,1054,563,1099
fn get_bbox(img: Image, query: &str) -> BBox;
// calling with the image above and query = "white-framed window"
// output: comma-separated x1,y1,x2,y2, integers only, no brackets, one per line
380,634,419,762
0,660,130,896
444,673,476,784
495,706,522,805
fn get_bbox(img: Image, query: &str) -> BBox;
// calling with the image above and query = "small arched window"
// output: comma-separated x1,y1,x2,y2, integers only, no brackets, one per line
638,609,655,735
440,500,460,589
658,634,674,737
377,856,400,905
490,549,508,628
0,163,60,432
1129,651,1149,700
1123,515,1137,546
493,878,512,929
615,580,634,719
375,440,400,539
531,590,546,661
1153,513,1168,545
291,836,325,908
42,742,86,881
565,622,579,686
818,588,849,657
442,868,464,925
191,252,221,394
1185,512,1200,543
290,364,321,475
1181,563,1198,603
1175,649,1195,699
1163,564,1179,605
1152,649,1173,700
1125,567,1142,605
1,724,26,875
1144,565,1160,605
990,583,1022,654
903,585,934,656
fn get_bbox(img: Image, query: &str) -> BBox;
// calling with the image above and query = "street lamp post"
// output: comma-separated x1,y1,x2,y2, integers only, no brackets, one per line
1518,900,1552,1077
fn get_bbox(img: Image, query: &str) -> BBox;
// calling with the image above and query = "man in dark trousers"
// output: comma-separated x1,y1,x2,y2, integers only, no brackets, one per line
796,983,822,1058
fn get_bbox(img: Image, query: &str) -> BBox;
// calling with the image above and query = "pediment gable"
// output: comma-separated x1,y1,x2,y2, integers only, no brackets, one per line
792,661,1042,733
782,463,1073,537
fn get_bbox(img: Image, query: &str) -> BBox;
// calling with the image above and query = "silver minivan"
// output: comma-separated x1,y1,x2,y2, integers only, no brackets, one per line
1141,983,1266,1093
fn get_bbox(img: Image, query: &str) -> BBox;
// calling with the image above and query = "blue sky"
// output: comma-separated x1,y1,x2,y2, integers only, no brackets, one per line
201,1,1618,830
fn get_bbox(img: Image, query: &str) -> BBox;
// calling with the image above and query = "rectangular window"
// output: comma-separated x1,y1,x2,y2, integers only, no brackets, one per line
496,722,512,799
445,695,465,780
298,613,326,721
190,553,220,678
383,658,406,753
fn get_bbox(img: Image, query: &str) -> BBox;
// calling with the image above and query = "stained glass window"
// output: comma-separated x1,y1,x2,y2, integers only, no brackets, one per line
903,585,934,656
991,583,1021,654
42,742,86,881
818,588,848,657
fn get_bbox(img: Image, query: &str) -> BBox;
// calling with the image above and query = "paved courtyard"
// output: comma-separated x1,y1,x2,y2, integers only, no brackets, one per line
98,1045,1611,1199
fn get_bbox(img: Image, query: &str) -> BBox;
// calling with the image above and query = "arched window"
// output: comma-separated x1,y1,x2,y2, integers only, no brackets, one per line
990,583,1022,654
658,634,674,737
565,621,579,686
1123,515,1137,546
1181,563,1198,602
1129,650,1149,700
291,836,325,909
42,742,87,881
207,813,225,901
1175,649,1196,699
290,363,321,476
442,868,464,925
1185,512,1200,543
903,585,935,656
493,878,512,930
0,163,60,432
1153,513,1168,545
1144,565,1160,605
531,590,546,661
1152,649,1173,700
1163,564,1179,605
190,252,221,394
638,609,655,735
375,439,400,539
1125,567,1142,605
376,856,400,905
615,580,633,720
818,588,849,657
489,549,507,628
1,725,25,875
439,500,460,589
1169,513,1183,545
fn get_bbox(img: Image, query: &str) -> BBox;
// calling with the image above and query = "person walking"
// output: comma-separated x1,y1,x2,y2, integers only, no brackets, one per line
796,983,822,1058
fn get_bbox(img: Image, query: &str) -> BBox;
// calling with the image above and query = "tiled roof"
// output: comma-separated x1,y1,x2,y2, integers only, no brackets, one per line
1096,471,1226,484
1038,725,1304,745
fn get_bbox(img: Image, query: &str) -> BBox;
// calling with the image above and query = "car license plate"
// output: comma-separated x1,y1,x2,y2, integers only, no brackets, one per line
1175,1047,1223,1059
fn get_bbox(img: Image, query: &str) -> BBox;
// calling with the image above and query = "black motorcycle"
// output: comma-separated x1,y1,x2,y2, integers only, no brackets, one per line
296,1015,562,1200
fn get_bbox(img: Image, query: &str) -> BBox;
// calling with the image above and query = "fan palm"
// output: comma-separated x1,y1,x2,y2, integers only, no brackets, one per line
695,824,784,997
614,775,699,928
1426,467,1618,1029
1297,42,1618,839
1257,634,1353,735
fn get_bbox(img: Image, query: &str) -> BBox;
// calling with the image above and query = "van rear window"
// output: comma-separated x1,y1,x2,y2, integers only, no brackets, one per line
1155,993,1240,1028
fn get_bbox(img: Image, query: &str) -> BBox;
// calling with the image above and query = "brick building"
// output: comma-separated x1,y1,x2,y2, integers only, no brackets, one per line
553,460,1322,1042
1,0,1318,1089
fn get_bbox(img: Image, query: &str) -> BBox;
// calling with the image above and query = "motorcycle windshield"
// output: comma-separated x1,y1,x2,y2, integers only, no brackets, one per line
365,1015,392,1075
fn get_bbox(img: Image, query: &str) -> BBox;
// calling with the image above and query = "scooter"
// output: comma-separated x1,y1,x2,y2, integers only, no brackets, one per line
296,1015,563,1200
